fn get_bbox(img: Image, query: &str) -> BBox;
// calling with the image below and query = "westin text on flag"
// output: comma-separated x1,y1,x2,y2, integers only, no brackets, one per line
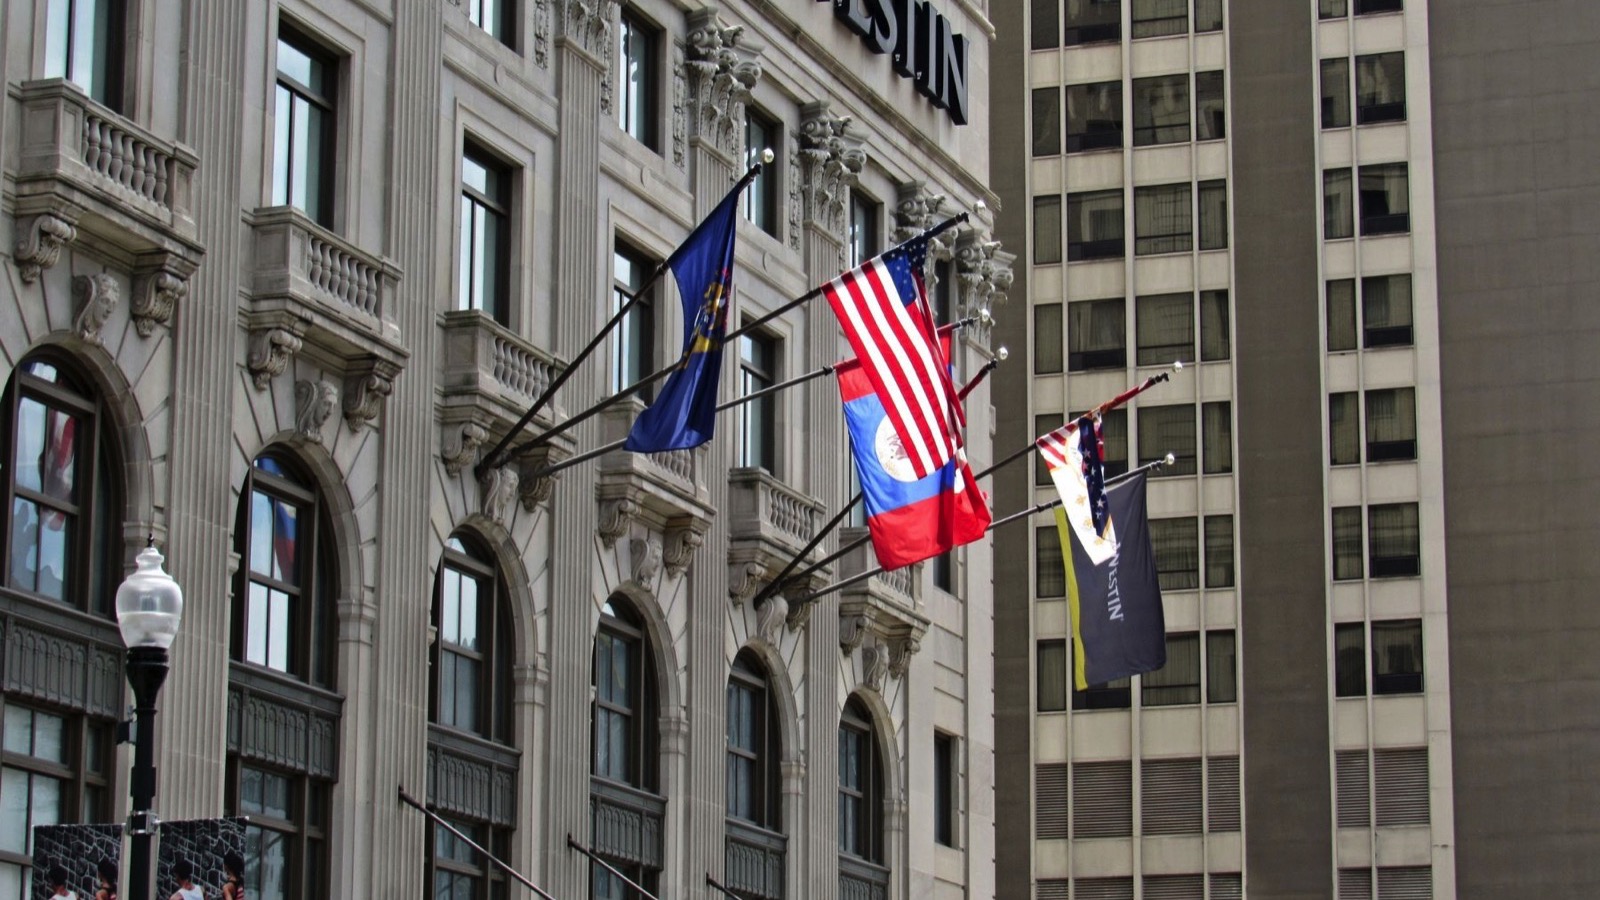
836,344,990,570
823,235,959,480
625,187,741,452
1037,415,1116,566
1060,471,1166,690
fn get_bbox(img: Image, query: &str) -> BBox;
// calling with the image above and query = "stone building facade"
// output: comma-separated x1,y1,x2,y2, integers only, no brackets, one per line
0,0,1010,898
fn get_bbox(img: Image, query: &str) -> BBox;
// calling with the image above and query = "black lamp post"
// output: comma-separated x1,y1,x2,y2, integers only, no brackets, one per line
114,545,184,900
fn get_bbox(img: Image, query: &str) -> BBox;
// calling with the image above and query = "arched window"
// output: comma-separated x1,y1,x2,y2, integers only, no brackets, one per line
2,356,119,612
838,696,888,896
227,451,339,900
1,354,120,892
725,650,785,900
591,597,662,899
427,534,516,899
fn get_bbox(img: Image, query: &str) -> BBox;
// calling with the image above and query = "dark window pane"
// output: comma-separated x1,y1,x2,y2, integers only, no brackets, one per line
1320,0,1349,17
1202,402,1231,474
1204,515,1233,588
1139,405,1196,476
1206,630,1236,703
1326,279,1357,351
1365,387,1416,462
1355,0,1403,14
1033,87,1063,157
1036,525,1065,598
1321,58,1351,128
1069,299,1127,371
1329,391,1360,465
618,14,659,147
460,145,512,323
1324,168,1354,239
1036,414,1065,486
1356,52,1406,124
1035,304,1064,374
1149,517,1199,591
744,112,778,234
1199,290,1229,361
934,734,956,846
1195,71,1226,140
1038,640,1067,712
469,0,514,44
1133,75,1189,146
1362,274,1414,347
1065,0,1121,45
1136,293,1193,366
1368,503,1419,577
1143,632,1200,706
1194,0,1223,32
1198,180,1227,250
1032,0,1061,49
1359,163,1410,235
1068,190,1125,261
1067,81,1124,152
1035,195,1064,265
1131,0,1187,38
613,243,656,396
1372,619,1423,694
1332,507,1364,580
1134,184,1192,255
739,333,779,471
1335,623,1366,696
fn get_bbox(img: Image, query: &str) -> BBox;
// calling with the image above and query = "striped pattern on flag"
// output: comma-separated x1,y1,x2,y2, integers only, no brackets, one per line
1035,419,1081,471
823,240,956,478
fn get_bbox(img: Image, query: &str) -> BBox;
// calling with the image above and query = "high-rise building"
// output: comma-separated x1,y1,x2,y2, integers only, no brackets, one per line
991,1,1600,898
0,1,1009,897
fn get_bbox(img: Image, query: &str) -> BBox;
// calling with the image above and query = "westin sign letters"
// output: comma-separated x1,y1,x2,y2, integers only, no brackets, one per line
825,0,971,125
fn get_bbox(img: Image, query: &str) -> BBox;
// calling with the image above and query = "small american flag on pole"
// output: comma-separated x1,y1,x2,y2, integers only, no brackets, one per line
822,235,958,479
1037,415,1117,564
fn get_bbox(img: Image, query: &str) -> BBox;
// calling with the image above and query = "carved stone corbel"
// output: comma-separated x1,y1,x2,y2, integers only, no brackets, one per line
799,102,867,240
15,213,78,284
685,11,762,158
862,643,889,692
480,466,519,526
597,497,639,547
728,560,768,606
72,274,119,346
533,0,552,68
756,593,788,647
663,517,707,578
130,266,187,337
561,0,618,61
893,181,947,245
342,358,399,431
516,444,572,510
293,379,339,444
246,327,303,390
888,636,921,679
443,422,489,477
784,595,814,632
630,537,663,585
839,613,871,653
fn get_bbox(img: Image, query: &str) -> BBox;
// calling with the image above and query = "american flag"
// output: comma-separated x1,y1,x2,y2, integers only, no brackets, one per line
1037,415,1110,537
823,235,958,478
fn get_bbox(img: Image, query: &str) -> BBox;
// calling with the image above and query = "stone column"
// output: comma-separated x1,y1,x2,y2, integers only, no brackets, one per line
543,0,617,895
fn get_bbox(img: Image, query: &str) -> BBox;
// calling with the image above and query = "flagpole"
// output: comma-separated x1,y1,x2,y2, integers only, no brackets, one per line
791,455,1175,607
398,788,557,900
751,348,999,608
474,162,765,478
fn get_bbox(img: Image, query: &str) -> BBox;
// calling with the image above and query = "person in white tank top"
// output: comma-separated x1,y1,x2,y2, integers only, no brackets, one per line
168,859,203,900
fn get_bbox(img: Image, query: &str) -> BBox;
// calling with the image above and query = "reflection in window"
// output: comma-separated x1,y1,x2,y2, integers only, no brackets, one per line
235,764,328,900
744,112,779,235
1064,0,1121,45
1362,274,1414,347
273,28,336,227
838,698,884,861
612,243,656,397
1136,293,1192,367
43,0,122,108
1131,0,1187,38
0,706,112,893
466,0,513,45
1134,184,1192,255
1069,299,1126,371
235,456,331,685
1149,517,1199,590
1333,507,1364,581
1132,75,1189,146
1323,168,1354,239
1142,632,1200,706
459,145,512,322
1199,290,1229,361
1066,82,1122,152
1067,190,1124,261
1032,87,1062,157
618,13,658,147
1195,71,1226,141
739,333,778,471
1034,195,1064,265
1321,58,1351,128
1359,164,1410,235
1139,405,1196,476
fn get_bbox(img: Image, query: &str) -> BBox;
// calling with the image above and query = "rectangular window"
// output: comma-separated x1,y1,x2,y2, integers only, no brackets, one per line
458,144,512,323
1368,503,1420,577
1034,195,1064,265
1194,71,1226,141
1332,507,1364,581
739,332,778,471
744,111,778,235
1101,409,1129,477
1035,413,1065,486
1132,75,1190,146
1372,619,1423,694
1131,0,1187,38
1356,0,1403,14
932,259,954,324
1326,279,1358,351
1139,405,1196,476
1198,180,1228,250
1071,663,1132,710
1329,392,1360,465
1206,630,1236,703
1037,640,1068,712
1200,290,1229,361
1136,293,1192,366
1066,81,1124,152
1324,168,1354,239
44,0,123,109
1037,525,1066,599
1202,402,1231,474
849,191,880,267
612,243,655,396
468,0,513,45
1320,0,1349,17
1356,52,1406,124
1069,299,1127,371
1033,87,1063,157
1134,184,1192,255
934,733,957,846
618,13,658,147
1064,0,1121,45
1194,0,1223,31
1204,515,1233,587
1365,387,1417,462
1335,622,1366,696
1362,274,1414,347
1321,58,1351,128
273,27,337,228
1067,190,1125,261
932,551,953,593
1143,632,1201,706
1150,517,1199,591
1032,0,1061,49
1035,304,1064,374
1359,163,1410,235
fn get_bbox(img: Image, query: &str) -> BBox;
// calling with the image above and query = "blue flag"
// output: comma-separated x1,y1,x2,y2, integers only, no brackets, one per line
625,189,740,452
1061,470,1166,690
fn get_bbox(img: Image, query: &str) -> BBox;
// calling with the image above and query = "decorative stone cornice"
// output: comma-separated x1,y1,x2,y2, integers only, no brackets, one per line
443,422,489,478
293,379,339,444
480,466,519,526
597,497,640,547
685,9,762,158
246,326,304,390
559,0,617,62
71,273,118,346
663,516,707,578
799,101,867,239
15,212,78,284
342,357,399,431
516,444,572,511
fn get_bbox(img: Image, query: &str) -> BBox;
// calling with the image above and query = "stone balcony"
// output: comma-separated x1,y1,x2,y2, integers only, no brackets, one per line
835,526,929,691
12,79,204,330
726,468,828,606
594,398,714,523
